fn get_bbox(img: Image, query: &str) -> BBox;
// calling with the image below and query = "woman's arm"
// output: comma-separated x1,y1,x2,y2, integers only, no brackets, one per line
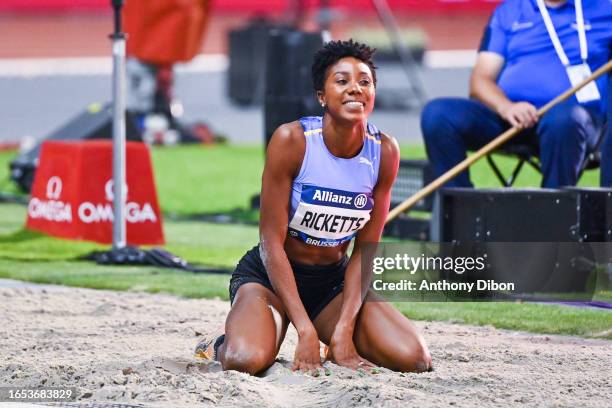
259,122,321,372
327,133,400,368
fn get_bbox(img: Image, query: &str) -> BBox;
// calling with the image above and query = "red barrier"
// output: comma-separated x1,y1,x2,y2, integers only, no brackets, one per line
26,141,165,245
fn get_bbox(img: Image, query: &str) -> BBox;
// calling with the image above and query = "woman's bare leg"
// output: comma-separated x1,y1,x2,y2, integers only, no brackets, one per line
313,289,432,372
218,282,289,375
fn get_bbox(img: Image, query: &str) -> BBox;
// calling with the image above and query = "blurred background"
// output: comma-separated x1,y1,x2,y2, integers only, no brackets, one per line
0,0,498,148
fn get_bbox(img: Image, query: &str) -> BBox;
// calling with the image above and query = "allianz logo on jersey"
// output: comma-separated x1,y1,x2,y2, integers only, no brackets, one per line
312,189,369,209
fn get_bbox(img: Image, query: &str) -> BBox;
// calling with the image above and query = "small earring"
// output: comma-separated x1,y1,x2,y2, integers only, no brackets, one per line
321,102,326,108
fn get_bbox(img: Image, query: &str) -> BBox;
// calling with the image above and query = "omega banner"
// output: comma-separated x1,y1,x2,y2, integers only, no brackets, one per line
26,141,164,245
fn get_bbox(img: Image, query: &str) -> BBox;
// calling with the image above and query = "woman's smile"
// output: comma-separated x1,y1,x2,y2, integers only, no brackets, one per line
342,100,366,110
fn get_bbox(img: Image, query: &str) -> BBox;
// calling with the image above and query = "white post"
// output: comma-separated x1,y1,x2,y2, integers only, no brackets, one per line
111,0,127,249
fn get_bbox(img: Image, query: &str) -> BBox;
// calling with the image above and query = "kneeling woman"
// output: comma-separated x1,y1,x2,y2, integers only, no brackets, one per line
197,40,432,374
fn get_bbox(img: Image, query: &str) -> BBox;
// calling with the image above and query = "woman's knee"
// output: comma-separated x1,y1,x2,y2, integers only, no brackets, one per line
393,342,433,373
359,298,433,373
221,338,276,375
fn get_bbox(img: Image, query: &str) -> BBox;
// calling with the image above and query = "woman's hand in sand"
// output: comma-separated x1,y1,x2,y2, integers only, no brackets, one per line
327,334,374,370
292,328,322,372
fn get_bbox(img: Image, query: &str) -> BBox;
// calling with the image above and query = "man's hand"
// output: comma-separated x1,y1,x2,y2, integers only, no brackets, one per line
326,331,374,370
292,328,322,372
498,101,538,129
470,52,539,130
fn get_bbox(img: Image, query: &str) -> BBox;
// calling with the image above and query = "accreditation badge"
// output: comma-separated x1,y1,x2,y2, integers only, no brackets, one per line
566,63,601,103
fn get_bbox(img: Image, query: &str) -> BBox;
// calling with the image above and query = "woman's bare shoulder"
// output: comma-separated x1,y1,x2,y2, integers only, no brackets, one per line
265,120,307,176
271,121,306,145
378,131,400,160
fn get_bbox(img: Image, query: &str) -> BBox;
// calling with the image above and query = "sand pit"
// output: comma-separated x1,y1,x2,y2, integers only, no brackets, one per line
1,280,610,407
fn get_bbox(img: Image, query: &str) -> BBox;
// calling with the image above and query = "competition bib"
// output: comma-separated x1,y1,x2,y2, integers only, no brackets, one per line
288,185,373,247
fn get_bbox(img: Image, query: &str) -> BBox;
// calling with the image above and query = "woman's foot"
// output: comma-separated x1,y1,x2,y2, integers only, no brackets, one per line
194,332,225,361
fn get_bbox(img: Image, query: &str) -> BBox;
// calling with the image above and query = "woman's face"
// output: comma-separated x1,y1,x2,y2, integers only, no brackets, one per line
318,56,375,123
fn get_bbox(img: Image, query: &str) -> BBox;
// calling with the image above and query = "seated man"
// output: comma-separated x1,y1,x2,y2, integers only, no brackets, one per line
421,0,612,188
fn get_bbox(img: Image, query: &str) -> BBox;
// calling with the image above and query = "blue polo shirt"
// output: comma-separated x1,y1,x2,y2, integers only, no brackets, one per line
479,0,612,113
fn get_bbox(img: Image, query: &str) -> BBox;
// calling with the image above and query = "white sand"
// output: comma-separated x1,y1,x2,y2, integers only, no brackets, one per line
0,281,611,407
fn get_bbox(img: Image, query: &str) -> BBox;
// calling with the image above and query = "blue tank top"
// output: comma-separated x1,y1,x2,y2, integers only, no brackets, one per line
287,116,382,247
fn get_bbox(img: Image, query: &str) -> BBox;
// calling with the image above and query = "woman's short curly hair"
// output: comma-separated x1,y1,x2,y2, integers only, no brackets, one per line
311,39,377,92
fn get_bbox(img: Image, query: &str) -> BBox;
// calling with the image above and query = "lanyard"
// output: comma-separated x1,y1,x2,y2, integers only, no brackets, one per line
536,0,587,66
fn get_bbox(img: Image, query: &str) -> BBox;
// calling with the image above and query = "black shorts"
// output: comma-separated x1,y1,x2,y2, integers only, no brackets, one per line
229,244,346,320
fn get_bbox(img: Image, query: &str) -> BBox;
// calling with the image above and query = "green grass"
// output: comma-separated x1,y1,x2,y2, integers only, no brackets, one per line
0,203,253,299
0,149,24,197
0,259,230,299
396,302,611,338
0,204,258,268
151,144,264,215
0,145,610,339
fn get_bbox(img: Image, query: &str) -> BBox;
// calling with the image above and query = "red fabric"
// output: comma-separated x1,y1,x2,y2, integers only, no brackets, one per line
26,140,165,245
123,0,212,65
